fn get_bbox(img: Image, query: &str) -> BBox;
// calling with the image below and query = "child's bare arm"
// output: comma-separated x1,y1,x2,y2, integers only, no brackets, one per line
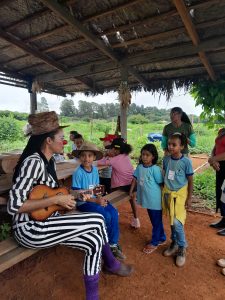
129,178,137,197
186,175,193,208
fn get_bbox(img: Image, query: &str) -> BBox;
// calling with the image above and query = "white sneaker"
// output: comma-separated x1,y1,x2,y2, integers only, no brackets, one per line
217,258,225,268
130,217,141,228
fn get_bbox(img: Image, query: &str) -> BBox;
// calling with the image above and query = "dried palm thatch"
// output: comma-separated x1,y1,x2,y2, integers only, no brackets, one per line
31,80,44,93
0,0,225,99
118,81,131,108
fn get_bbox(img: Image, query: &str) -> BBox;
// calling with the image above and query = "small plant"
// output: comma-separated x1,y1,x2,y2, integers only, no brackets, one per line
193,168,216,209
0,223,11,241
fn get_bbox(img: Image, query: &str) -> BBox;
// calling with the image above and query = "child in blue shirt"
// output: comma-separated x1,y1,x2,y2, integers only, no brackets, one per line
72,142,125,260
162,133,193,267
129,144,166,254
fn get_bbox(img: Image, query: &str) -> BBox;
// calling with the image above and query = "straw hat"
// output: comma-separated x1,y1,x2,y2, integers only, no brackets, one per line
72,142,103,160
28,111,68,135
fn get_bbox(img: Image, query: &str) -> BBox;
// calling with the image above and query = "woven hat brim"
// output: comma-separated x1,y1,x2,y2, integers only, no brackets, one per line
72,149,103,160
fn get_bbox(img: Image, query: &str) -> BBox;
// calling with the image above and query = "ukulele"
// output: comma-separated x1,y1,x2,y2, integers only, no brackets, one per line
29,184,105,221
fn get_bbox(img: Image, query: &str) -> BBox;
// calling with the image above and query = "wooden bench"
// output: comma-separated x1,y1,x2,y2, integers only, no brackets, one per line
0,190,130,274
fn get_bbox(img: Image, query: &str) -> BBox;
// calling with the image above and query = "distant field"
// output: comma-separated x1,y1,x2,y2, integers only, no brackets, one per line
0,119,216,156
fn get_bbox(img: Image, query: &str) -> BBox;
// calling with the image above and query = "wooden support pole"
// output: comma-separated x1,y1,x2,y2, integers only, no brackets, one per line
120,68,129,140
30,91,37,114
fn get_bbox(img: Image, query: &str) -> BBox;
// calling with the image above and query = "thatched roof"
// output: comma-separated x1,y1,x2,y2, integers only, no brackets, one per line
0,0,225,98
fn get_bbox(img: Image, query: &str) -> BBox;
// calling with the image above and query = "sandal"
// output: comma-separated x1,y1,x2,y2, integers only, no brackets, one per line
143,244,158,254
158,240,167,246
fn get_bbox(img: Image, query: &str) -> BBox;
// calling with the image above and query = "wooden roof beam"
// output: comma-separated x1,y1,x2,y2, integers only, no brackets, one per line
1,0,220,66
173,0,216,81
0,0,11,8
5,8,49,31
82,0,143,22
3,13,225,68
36,34,225,83
40,0,152,90
0,0,206,49
41,0,120,62
112,17,225,48
0,28,101,92
0,27,66,72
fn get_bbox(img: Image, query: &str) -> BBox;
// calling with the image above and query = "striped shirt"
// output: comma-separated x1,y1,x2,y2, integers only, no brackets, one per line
7,153,58,227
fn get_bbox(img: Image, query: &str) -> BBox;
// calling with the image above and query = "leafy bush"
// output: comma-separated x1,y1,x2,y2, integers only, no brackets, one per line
128,114,149,124
190,80,225,128
193,168,216,208
0,110,28,121
0,115,22,142
0,223,11,241
94,122,111,134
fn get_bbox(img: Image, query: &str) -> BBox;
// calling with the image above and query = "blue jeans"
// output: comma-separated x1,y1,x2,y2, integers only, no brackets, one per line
147,209,166,246
171,218,187,248
78,202,119,245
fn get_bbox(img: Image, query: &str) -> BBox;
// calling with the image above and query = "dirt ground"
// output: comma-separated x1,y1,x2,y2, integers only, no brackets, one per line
2,154,223,300
1,200,225,300
190,154,209,172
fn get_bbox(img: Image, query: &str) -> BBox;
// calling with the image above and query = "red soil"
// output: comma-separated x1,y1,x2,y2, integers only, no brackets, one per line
1,201,225,300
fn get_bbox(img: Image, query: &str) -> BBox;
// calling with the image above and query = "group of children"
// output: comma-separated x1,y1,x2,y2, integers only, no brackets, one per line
68,130,193,267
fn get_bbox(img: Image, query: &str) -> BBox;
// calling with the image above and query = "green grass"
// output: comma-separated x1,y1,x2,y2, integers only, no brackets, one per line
0,119,216,156
193,168,216,209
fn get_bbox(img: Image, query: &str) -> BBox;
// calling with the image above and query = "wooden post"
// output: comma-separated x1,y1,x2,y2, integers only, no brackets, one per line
30,92,37,114
120,68,129,140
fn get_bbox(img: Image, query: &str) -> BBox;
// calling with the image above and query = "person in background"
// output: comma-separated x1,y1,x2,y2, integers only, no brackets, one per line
73,133,84,151
8,111,133,300
72,142,126,260
98,138,140,229
129,144,166,254
69,130,78,151
162,133,193,267
99,134,118,194
161,107,196,156
208,128,225,234
67,130,78,159
68,133,84,159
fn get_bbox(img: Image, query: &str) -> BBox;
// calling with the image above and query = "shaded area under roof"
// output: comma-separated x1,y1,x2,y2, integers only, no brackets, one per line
0,0,225,98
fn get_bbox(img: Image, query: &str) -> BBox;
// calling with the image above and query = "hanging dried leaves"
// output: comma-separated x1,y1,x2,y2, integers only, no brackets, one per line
32,80,44,93
118,81,131,108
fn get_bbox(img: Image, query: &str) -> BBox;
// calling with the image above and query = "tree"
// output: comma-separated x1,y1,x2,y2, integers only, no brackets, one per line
190,80,225,127
37,97,49,112
78,100,92,118
60,98,77,117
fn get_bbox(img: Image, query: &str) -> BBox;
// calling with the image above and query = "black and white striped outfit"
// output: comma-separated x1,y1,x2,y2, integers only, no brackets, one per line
7,153,108,276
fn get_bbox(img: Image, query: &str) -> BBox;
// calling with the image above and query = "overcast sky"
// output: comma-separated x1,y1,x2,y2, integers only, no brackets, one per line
0,84,203,115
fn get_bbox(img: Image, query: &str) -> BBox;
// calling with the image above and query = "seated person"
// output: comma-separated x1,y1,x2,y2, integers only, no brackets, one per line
8,111,133,300
72,142,125,260
70,130,78,150
73,133,84,151
99,134,118,194
68,133,84,159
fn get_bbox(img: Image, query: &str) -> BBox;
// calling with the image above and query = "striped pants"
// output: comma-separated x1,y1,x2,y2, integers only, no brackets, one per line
13,212,108,276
